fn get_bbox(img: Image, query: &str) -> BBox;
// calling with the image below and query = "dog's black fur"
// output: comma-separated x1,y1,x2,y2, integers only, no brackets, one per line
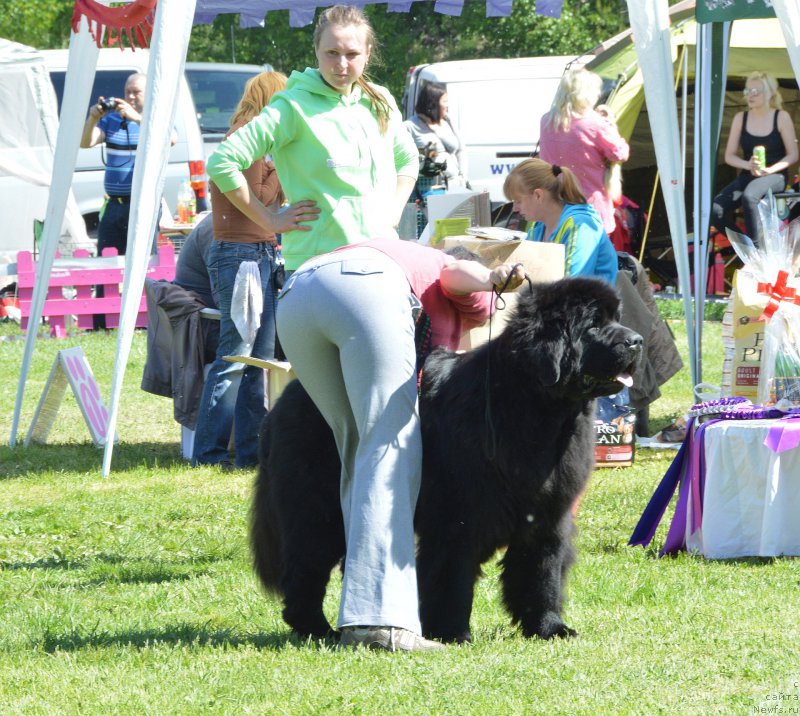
251,277,642,643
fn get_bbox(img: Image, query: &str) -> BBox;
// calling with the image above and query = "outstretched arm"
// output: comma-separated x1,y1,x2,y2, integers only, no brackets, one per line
440,260,526,295
80,101,106,148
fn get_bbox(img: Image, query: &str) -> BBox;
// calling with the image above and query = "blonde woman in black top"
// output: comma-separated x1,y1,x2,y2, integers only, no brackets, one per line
711,71,798,244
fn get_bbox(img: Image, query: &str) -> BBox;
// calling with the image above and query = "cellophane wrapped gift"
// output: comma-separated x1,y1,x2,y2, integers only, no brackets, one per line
727,199,800,407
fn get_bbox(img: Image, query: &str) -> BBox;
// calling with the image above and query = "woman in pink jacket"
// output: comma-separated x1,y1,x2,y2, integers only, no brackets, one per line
539,68,629,236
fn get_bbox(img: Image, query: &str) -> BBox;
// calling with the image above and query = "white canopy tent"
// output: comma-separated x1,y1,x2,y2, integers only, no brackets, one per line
0,39,89,266
13,0,800,473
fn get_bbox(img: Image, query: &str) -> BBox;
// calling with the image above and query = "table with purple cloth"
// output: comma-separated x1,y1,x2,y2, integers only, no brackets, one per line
630,403,800,559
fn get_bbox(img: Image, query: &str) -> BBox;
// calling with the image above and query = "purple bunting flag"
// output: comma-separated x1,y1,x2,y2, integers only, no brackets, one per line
536,0,564,18
487,0,514,17
434,0,465,16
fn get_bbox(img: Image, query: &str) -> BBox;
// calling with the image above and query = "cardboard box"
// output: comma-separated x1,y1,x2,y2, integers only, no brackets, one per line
436,237,565,350
458,292,519,350
730,271,767,401
436,237,565,287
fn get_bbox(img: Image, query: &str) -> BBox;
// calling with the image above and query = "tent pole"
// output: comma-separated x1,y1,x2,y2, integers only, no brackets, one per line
692,20,730,395
773,0,800,90
625,0,697,390
102,0,198,476
681,42,688,178
9,22,99,447
637,43,687,266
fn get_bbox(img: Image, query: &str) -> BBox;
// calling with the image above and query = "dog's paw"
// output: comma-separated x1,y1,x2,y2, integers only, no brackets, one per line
424,628,472,644
544,623,578,640
523,613,578,640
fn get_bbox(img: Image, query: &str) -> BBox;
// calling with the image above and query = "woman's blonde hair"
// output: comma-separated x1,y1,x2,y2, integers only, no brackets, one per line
313,4,391,134
503,158,587,206
746,71,783,110
544,68,603,132
230,71,288,127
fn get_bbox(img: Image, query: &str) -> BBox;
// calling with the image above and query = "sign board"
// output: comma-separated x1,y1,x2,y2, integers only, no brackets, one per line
696,0,775,23
25,347,117,447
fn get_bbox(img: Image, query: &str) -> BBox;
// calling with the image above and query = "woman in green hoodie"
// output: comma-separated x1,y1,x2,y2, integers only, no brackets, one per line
206,4,419,272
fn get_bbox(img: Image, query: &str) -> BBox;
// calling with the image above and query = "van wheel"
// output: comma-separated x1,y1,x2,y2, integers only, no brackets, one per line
83,213,100,240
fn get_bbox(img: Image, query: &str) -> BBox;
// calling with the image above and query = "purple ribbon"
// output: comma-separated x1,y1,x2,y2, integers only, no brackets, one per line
628,419,719,557
629,418,694,551
660,420,719,555
764,412,800,454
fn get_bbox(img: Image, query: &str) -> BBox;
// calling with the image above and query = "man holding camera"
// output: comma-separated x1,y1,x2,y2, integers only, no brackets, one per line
80,72,175,256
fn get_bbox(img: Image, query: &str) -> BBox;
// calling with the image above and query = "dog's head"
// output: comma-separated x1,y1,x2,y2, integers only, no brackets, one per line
506,277,643,400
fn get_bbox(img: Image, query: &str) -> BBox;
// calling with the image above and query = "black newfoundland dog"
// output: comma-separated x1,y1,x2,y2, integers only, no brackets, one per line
251,277,642,643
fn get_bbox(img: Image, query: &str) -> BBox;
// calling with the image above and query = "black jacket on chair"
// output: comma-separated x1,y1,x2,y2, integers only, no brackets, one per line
141,278,219,429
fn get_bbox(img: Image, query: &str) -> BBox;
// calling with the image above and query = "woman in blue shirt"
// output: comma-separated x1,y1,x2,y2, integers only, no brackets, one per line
504,158,617,284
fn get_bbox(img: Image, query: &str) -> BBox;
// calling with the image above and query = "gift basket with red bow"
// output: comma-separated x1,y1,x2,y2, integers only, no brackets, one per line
727,196,800,407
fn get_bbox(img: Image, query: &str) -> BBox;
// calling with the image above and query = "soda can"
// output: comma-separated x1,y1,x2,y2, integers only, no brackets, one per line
753,145,766,170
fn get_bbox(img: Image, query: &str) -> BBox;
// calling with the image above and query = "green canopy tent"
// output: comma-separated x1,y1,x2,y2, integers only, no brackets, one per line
594,0,800,390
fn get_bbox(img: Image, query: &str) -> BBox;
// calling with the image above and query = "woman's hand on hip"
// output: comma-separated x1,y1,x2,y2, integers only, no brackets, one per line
275,200,321,233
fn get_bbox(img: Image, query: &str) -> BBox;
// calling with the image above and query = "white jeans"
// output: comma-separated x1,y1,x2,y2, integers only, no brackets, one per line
276,248,422,633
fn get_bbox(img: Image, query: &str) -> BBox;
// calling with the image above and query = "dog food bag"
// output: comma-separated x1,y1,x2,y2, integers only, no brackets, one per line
594,390,636,467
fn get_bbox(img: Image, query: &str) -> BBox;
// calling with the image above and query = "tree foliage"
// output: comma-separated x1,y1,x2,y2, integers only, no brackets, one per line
1,0,640,98
0,0,73,49
187,0,633,98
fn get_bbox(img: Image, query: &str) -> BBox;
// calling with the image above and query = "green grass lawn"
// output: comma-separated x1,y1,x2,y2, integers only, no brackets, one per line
1,319,799,715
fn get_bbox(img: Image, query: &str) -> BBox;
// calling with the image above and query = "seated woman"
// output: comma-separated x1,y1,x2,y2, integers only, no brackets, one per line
504,157,617,285
711,71,798,246
404,81,468,192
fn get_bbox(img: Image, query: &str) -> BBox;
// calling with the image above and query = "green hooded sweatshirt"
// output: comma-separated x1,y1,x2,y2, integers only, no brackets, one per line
207,68,419,270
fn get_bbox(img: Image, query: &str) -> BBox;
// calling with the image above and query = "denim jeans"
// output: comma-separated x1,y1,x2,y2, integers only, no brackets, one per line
96,197,161,256
192,240,277,467
711,172,786,247
98,197,131,256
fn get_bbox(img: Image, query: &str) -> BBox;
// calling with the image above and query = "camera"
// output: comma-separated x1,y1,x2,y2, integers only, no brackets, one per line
99,97,118,112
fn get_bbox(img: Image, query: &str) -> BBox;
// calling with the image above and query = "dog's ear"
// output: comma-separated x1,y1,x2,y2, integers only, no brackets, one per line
529,330,565,387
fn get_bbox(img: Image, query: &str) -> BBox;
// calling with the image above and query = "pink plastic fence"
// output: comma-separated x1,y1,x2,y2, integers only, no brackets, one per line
17,245,176,337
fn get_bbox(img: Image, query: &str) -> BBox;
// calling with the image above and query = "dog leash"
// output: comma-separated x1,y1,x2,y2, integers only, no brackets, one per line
484,264,531,461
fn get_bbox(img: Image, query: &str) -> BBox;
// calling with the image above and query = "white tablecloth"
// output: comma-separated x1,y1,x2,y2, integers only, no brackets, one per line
686,419,800,558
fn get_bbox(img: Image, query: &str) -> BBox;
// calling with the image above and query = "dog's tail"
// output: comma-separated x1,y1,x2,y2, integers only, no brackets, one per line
250,416,284,595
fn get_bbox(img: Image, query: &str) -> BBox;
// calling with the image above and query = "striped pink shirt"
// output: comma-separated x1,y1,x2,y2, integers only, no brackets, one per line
539,111,629,234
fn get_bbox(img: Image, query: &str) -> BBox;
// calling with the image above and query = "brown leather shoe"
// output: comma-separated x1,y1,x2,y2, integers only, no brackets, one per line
339,626,445,652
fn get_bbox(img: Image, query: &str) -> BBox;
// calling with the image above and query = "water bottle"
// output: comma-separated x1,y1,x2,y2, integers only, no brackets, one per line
177,179,196,224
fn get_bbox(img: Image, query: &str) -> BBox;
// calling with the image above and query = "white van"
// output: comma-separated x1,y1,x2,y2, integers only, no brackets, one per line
42,48,208,236
184,61,272,162
402,56,582,207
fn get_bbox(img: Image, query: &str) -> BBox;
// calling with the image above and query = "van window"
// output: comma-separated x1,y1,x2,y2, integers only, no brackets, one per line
49,69,136,114
184,68,260,135
448,78,562,146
